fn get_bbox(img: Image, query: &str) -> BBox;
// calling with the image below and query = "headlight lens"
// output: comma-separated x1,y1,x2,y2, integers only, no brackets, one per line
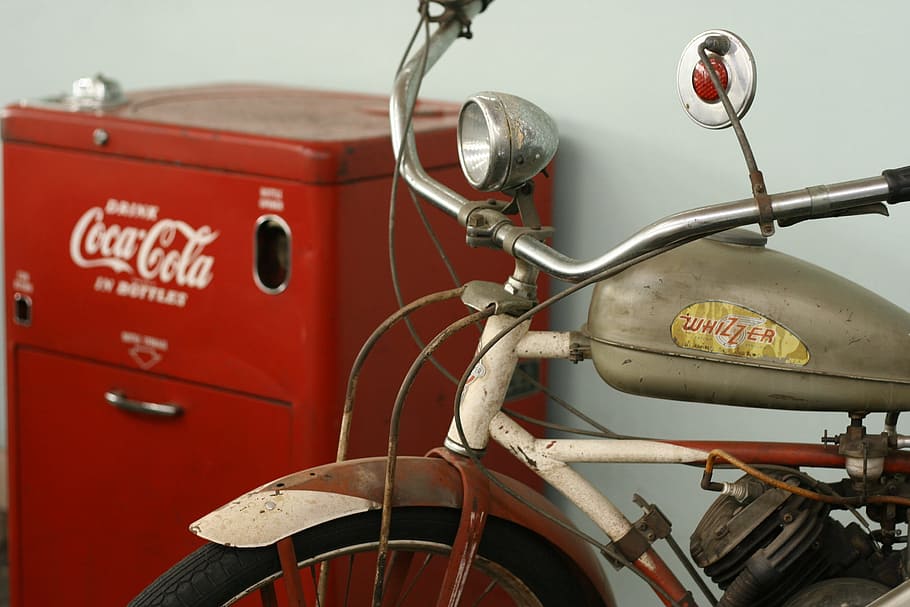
457,92,558,192
458,102,496,189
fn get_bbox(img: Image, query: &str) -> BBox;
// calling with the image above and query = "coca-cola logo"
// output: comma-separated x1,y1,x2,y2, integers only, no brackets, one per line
70,200,218,289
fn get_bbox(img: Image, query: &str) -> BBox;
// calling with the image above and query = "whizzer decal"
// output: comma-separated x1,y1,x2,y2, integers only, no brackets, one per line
70,198,219,307
671,301,810,366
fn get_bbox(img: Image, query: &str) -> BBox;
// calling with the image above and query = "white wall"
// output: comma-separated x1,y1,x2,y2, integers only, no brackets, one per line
2,1,909,605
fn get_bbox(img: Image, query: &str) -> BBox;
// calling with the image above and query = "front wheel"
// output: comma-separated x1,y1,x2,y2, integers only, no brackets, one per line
129,507,607,607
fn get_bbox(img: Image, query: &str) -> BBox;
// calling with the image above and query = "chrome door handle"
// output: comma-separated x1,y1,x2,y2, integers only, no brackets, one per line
104,390,183,417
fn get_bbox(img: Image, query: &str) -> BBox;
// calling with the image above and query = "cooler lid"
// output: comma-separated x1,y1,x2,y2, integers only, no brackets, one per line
1,82,461,184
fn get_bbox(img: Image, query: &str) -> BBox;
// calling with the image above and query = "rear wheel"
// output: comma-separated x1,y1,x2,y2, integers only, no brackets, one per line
129,507,605,607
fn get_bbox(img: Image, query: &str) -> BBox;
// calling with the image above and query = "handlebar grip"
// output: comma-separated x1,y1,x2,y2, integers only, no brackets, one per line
882,166,910,203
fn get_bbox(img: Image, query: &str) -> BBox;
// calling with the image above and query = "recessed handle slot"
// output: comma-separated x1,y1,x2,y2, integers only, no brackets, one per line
13,293,32,327
254,215,291,294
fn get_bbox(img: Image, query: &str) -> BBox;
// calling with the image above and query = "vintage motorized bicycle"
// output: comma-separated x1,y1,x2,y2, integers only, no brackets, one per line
132,2,910,606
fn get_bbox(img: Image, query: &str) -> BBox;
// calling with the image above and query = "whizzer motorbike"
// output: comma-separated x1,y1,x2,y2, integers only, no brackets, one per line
132,2,910,606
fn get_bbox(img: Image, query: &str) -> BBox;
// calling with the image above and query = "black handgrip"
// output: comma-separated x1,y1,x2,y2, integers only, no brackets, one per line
882,165,910,203
778,202,889,227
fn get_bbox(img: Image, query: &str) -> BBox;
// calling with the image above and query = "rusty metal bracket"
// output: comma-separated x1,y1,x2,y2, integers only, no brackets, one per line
603,530,651,571
750,170,775,237
461,280,534,316
632,494,673,542
428,447,492,607
603,494,673,570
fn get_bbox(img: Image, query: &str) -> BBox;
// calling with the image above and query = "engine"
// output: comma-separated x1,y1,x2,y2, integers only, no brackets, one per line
689,469,902,607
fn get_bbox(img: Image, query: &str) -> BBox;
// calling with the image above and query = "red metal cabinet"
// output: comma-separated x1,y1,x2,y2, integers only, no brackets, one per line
2,84,551,606
16,347,292,604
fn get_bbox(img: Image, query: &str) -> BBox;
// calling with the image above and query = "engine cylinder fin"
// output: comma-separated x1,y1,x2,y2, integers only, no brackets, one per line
690,469,888,607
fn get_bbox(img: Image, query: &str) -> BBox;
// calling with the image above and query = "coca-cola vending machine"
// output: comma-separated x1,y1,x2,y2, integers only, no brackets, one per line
1,79,551,606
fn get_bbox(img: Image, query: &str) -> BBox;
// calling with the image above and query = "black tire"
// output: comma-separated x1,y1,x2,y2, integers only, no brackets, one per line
129,507,606,607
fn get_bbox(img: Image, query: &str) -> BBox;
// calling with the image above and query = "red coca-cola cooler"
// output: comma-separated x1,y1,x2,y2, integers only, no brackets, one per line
1,78,551,606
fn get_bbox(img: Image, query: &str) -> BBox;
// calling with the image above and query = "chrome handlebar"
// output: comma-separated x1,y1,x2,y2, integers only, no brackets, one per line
390,1,484,219
511,176,891,281
390,1,901,282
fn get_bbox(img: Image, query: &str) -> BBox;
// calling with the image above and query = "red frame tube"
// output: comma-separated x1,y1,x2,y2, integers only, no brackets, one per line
667,440,910,473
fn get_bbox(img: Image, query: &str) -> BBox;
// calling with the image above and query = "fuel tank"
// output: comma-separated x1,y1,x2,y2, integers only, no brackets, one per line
585,230,910,411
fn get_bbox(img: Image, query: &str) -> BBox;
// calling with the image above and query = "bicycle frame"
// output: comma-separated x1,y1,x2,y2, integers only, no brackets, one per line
450,303,910,606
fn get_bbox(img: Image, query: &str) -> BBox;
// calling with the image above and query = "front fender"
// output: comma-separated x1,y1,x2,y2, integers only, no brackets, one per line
191,456,614,605
190,456,462,548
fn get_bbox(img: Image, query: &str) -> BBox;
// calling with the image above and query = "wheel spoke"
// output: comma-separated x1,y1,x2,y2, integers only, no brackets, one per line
395,553,434,607
259,582,279,607
343,555,355,607
470,580,498,607
308,565,322,607
380,551,416,607
316,561,331,607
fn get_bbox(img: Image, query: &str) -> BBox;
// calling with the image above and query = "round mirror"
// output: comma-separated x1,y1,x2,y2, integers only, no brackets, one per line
677,30,756,129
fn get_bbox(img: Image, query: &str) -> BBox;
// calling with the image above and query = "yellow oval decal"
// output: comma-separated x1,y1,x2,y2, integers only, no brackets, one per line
671,301,809,366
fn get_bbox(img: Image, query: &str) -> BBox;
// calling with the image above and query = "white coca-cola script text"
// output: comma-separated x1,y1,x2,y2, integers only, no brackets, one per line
70,206,219,289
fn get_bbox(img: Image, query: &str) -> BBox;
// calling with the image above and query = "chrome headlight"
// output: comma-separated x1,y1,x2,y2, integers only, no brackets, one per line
457,92,558,192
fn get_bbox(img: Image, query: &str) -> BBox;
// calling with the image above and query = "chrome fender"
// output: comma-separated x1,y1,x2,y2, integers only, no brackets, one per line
191,455,614,606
